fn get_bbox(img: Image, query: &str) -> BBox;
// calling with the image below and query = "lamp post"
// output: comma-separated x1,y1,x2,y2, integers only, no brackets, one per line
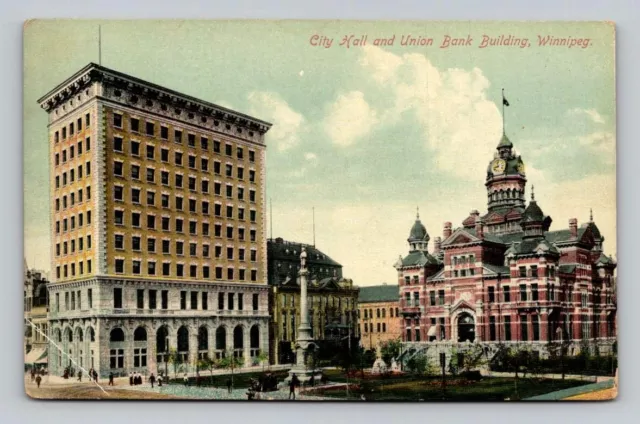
165,336,169,381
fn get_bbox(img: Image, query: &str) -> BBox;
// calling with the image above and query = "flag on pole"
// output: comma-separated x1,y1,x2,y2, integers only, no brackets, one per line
503,93,510,107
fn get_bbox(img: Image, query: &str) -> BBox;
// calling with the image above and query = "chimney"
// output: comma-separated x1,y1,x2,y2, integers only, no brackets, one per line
475,216,484,239
443,222,452,239
434,236,442,255
569,218,578,238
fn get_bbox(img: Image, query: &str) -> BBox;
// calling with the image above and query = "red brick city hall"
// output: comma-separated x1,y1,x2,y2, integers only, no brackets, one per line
396,132,616,358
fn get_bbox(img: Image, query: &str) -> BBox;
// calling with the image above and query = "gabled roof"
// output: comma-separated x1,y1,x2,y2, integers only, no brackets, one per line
358,285,399,303
483,263,510,276
427,269,446,281
442,227,480,246
595,253,616,267
558,264,576,274
506,239,560,256
400,250,439,267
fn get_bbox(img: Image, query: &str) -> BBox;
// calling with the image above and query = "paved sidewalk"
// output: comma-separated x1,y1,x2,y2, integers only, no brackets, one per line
119,382,340,400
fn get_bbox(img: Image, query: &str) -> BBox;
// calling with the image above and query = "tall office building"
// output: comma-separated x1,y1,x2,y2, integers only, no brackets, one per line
38,63,272,377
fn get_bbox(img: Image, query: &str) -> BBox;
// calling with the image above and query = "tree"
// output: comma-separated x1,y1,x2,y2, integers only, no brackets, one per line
406,353,435,376
547,336,571,380
457,344,488,374
217,351,244,389
256,351,269,373
167,348,183,380
199,356,216,379
502,344,534,400
381,338,402,365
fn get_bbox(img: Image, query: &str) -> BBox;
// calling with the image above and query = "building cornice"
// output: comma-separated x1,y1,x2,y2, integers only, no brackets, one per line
37,63,272,135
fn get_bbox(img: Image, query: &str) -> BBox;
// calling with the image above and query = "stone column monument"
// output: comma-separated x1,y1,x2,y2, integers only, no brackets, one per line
286,247,319,384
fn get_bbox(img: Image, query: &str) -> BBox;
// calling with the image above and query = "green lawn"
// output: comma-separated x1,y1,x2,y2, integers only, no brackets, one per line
314,375,588,401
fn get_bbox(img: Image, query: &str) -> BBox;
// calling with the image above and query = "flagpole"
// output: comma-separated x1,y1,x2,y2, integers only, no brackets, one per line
502,88,505,134
98,25,102,65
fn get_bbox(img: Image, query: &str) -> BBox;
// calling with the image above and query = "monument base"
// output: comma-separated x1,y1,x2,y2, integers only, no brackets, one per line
285,366,322,384
371,358,388,375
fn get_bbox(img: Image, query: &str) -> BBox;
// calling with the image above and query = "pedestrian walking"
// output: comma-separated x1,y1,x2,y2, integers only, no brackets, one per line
289,374,299,400
93,369,98,383
149,373,156,388
158,376,163,387
35,375,42,388
77,371,82,382
108,372,114,386
226,378,232,393
129,372,133,386
183,373,189,386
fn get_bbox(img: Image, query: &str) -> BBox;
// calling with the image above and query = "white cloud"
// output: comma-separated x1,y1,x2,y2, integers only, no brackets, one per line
578,131,616,164
270,170,616,286
358,46,502,180
357,46,403,84
247,91,305,151
569,107,605,124
304,152,317,161
323,91,378,147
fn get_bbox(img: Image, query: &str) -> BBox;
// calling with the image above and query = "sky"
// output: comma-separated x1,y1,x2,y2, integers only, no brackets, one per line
23,20,616,285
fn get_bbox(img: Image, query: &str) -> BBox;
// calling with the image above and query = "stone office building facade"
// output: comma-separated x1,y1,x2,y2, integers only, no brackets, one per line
39,63,272,377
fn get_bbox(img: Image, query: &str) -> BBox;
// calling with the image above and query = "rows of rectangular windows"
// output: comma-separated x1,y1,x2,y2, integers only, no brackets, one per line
112,259,258,281
361,307,399,319
54,138,91,169
53,288,93,313
112,212,258,241
362,322,387,333
55,206,92,234
112,234,257,261
518,265,556,278
112,159,257,197
54,188,92,212
112,186,257,220
55,260,93,280
53,114,91,144
109,287,260,312
112,137,257,182
111,114,257,162
55,234,92,256
53,287,260,313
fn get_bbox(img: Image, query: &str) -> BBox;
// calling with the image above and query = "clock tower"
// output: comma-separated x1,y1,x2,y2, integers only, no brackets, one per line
485,132,527,212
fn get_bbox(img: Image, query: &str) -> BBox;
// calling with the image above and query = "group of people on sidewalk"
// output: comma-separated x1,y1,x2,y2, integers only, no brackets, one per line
129,372,144,386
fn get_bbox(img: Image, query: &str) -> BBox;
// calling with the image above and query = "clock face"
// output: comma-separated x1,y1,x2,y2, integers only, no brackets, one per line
491,159,506,174
517,162,526,174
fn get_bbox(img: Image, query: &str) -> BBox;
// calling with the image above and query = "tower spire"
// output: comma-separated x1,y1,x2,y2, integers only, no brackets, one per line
416,206,420,220
531,184,535,201
590,208,593,222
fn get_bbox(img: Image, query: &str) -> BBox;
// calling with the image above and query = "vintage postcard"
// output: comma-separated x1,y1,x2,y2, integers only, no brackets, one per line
23,20,617,401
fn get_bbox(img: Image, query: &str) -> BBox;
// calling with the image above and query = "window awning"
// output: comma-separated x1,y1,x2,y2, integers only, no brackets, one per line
25,348,47,364
427,326,437,337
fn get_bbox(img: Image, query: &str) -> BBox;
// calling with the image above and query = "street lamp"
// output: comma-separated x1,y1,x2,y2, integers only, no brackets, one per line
165,336,169,381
